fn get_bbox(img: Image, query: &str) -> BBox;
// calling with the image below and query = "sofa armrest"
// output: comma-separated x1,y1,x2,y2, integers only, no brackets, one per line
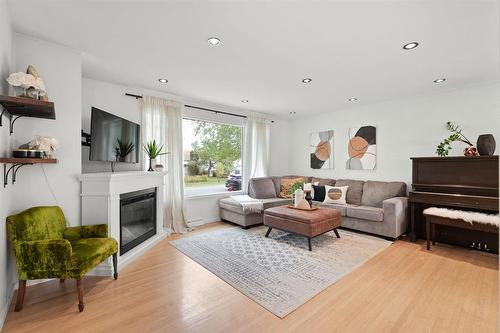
382,197,408,238
63,224,108,241
14,239,72,271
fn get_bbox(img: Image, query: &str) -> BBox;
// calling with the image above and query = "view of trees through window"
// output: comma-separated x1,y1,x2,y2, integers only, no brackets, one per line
183,118,242,195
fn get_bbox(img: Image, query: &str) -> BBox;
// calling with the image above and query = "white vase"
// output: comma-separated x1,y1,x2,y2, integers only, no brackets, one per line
148,158,157,171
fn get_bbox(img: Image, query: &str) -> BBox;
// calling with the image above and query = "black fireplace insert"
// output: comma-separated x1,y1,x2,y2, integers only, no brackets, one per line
120,188,157,255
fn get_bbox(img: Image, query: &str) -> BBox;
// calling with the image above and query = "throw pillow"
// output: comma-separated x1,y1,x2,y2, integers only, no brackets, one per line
323,185,349,205
279,177,304,198
251,178,277,199
312,185,326,202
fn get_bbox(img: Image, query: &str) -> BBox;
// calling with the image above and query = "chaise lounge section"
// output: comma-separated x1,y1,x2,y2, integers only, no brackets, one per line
219,176,408,238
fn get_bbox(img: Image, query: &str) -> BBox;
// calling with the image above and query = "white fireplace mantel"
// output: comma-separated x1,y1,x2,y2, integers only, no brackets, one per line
78,171,168,276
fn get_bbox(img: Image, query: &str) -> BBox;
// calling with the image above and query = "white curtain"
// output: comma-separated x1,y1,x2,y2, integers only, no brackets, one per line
243,115,271,193
141,96,189,233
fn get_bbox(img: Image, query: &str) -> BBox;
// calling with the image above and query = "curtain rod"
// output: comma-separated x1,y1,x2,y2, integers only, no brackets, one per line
125,93,274,123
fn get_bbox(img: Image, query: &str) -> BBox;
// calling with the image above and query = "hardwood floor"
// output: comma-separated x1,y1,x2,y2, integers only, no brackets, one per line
3,222,498,333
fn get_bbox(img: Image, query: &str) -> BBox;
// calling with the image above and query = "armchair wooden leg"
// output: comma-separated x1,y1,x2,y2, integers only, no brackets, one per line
14,280,26,312
76,279,84,312
113,253,118,280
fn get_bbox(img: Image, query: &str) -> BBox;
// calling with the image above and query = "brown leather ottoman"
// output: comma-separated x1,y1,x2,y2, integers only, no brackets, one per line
263,206,342,251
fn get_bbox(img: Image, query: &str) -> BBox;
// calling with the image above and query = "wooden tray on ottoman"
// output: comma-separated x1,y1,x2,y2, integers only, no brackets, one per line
286,205,318,211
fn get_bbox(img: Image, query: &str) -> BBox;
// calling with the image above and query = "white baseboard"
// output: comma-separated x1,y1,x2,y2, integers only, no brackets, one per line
0,281,16,332
187,216,220,227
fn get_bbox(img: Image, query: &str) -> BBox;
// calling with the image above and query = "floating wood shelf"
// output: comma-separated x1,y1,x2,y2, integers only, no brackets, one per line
0,95,56,134
0,158,58,187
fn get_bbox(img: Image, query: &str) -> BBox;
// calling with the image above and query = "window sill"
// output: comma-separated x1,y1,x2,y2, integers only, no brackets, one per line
184,190,244,200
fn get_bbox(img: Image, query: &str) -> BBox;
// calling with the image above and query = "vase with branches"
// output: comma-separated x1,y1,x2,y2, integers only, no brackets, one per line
436,122,476,157
144,140,168,171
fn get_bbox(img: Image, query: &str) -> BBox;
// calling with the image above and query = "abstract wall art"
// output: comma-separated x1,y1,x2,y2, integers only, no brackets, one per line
347,126,377,170
310,130,334,169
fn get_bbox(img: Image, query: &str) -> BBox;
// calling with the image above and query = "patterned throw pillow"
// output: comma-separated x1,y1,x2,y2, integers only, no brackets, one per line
323,185,349,204
279,177,304,198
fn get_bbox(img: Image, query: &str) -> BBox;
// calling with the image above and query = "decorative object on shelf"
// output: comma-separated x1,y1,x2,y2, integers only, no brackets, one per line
114,138,135,162
154,164,164,171
304,190,313,208
463,146,479,157
310,130,334,169
6,67,47,99
347,125,377,170
12,149,43,158
477,134,496,156
18,135,59,158
26,65,49,101
144,139,168,171
294,188,304,208
295,198,311,210
436,122,476,157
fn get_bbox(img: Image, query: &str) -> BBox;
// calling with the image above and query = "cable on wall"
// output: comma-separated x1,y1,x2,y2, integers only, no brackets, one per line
41,164,59,206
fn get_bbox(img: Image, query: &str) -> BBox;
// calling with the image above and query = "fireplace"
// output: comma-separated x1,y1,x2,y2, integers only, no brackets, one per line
120,188,157,255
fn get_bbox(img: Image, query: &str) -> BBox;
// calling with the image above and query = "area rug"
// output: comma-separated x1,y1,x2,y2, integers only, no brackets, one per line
170,227,391,318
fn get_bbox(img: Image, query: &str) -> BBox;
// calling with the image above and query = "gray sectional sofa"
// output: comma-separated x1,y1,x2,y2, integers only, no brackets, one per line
219,176,408,239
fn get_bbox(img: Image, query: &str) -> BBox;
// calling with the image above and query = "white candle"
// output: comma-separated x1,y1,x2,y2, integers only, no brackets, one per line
303,183,312,191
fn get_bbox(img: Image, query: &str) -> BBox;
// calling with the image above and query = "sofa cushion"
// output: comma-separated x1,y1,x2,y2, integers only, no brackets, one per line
335,179,364,205
262,197,293,209
346,206,384,222
316,202,348,216
250,178,277,199
361,181,407,208
311,177,335,186
220,197,291,215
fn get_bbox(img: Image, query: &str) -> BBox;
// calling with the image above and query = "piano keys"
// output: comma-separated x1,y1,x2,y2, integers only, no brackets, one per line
409,156,499,252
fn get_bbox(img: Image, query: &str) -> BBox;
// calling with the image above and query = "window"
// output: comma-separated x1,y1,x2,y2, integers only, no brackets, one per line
183,118,243,196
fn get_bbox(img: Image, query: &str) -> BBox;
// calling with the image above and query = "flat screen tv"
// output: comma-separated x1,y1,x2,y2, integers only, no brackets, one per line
89,107,140,163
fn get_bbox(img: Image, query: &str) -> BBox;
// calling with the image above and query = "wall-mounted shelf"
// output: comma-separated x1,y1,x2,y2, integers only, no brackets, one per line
0,158,58,187
0,95,56,135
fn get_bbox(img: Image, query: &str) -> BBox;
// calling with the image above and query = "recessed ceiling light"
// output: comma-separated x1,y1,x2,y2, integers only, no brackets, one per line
433,78,446,83
158,78,168,83
348,98,358,102
207,37,221,46
289,111,296,115
302,78,312,83
403,42,419,50
241,99,249,103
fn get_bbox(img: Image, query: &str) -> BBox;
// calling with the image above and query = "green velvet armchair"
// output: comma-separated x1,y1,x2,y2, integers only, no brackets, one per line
7,206,118,312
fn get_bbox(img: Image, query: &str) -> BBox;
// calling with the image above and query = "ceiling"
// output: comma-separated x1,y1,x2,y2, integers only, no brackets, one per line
6,0,500,117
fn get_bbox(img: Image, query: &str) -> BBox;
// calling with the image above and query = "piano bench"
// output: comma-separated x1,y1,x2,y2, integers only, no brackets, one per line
424,208,499,251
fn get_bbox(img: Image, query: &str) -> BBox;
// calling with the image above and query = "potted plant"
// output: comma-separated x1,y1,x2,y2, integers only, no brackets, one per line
436,122,476,157
114,139,135,162
144,140,168,171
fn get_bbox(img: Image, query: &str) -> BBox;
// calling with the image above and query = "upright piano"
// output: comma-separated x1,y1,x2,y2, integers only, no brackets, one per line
409,156,499,252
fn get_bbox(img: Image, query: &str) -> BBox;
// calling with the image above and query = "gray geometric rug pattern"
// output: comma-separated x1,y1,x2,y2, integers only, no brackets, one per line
170,227,391,318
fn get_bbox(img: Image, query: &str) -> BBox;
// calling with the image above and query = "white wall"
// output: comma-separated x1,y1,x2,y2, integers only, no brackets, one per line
82,78,143,173
288,83,500,185
11,34,82,225
81,78,290,225
0,0,14,328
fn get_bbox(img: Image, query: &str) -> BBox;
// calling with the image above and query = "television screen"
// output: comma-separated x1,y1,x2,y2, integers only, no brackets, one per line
89,107,140,163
